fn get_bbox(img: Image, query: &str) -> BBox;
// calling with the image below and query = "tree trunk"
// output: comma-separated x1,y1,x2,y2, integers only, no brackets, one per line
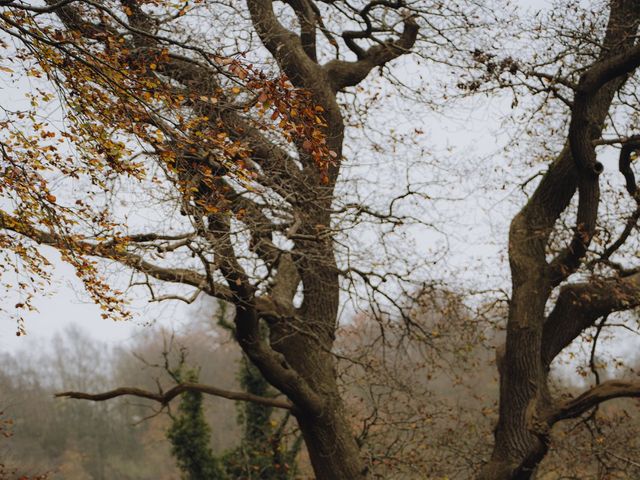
480,3,640,477
296,395,367,479
269,251,367,479
477,233,552,479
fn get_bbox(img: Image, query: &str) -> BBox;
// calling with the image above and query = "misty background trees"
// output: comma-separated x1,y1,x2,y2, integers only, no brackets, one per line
2,297,640,479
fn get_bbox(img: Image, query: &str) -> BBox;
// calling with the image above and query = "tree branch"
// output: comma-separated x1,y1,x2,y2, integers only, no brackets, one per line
46,0,304,198
246,0,320,88
2,0,81,14
547,380,640,424
324,15,419,92
0,208,234,301
618,135,640,195
545,0,640,285
286,0,318,61
578,44,640,94
55,382,292,410
541,271,640,368
206,214,324,416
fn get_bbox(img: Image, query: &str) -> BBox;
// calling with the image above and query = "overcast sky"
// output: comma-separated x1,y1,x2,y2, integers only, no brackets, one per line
0,93,504,355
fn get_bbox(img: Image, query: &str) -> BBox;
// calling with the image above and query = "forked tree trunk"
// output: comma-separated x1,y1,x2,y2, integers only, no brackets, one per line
267,256,368,479
479,2,640,477
40,1,415,477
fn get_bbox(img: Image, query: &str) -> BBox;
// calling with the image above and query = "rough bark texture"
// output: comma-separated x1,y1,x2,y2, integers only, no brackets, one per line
479,2,640,478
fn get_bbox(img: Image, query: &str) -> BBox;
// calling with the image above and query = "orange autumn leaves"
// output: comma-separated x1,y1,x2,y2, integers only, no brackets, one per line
0,1,335,333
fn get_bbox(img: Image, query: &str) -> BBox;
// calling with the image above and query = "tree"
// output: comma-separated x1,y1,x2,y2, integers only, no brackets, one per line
463,1,640,477
1,320,298,479
0,0,349,334
166,366,225,480
19,1,640,478
335,288,499,479
222,355,302,480
336,289,640,479
0,1,475,477
157,323,301,480
0,326,167,479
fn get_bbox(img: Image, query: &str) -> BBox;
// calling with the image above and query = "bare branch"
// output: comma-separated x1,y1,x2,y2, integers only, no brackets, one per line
246,0,320,88
55,382,292,410
541,272,640,368
286,0,318,61
578,44,640,94
325,15,419,92
547,380,640,424
0,208,234,301
1,0,80,14
618,135,640,195
150,289,202,304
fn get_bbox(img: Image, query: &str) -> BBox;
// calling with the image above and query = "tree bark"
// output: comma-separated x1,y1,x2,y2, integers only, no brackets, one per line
479,2,640,477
